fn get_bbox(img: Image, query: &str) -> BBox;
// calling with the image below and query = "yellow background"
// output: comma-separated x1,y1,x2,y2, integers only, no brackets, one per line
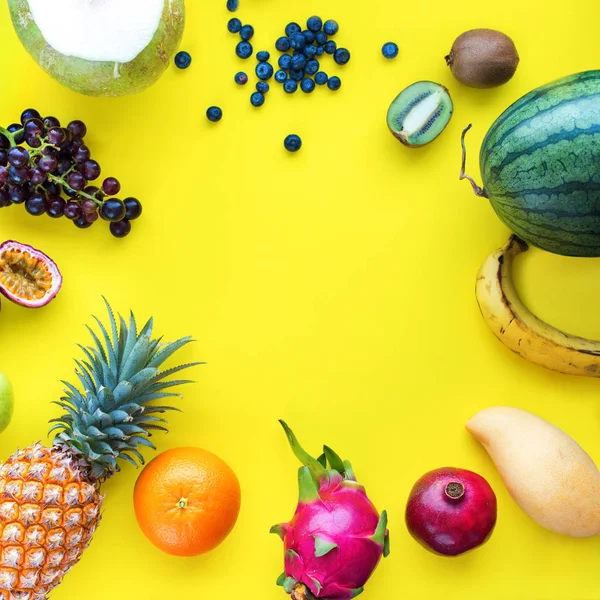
0,0,599,598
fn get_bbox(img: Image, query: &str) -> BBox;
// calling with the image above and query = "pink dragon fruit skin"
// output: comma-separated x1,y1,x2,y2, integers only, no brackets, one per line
271,421,389,600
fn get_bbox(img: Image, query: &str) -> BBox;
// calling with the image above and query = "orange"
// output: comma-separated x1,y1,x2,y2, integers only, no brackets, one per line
133,447,241,556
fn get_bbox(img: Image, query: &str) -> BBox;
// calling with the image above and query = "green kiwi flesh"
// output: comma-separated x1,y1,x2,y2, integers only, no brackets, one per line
387,81,453,147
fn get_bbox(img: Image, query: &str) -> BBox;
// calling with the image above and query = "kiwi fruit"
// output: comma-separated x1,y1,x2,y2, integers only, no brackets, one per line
446,29,519,88
387,81,453,147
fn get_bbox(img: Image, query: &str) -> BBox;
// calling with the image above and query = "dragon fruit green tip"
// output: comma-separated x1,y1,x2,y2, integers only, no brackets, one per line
272,420,389,600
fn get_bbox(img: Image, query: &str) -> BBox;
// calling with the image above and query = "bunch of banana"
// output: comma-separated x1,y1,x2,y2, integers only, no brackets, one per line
476,235,600,376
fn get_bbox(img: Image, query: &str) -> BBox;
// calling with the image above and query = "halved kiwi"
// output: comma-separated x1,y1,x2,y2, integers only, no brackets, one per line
387,81,453,147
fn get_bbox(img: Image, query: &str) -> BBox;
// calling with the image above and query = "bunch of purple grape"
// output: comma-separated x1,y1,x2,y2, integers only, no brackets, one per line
0,108,142,238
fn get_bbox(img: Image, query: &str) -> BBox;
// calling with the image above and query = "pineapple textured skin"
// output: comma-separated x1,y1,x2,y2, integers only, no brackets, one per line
0,443,102,598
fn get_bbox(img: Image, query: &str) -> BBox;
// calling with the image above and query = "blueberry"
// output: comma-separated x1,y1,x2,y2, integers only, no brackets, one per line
324,40,337,54
278,54,292,70
285,22,301,36
275,70,287,83
226,0,239,11
382,42,399,59
236,41,253,59
314,71,328,85
284,134,302,152
234,71,249,85
256,81,270,93
206,106,223,122
315,31,328,45
289,68,304,81
290,33,306,50
316,46,325,56
334,47,350,65
302,30,315,44
307,16,323,32
300,78,315,93
250,91,265,107
303,45,318,59
256,62,274,80
327,76,341,90
305,59,319,76
256,50,270,62
283,79,298,94
323,20,339,36
174,51,192,69
291,53,306,71
240,24,254,41
276,36,291,52
227,18,242,33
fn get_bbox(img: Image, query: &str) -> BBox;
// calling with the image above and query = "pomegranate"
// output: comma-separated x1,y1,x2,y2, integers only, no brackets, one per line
405,467,497,556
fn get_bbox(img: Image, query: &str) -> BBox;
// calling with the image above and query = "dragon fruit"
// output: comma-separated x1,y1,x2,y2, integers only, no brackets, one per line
271,421,390,600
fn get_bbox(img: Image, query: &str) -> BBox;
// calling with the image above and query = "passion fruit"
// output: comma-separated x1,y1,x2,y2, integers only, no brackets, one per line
0,240,62,308
445,29,519,89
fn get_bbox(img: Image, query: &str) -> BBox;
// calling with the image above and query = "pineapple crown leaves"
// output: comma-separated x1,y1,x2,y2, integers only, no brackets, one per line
49,298,202,481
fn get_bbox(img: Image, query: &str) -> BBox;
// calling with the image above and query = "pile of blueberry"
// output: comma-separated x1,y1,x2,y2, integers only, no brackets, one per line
228,15,350,105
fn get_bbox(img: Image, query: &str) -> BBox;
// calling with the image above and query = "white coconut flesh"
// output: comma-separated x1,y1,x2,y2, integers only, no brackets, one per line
28,0,165,63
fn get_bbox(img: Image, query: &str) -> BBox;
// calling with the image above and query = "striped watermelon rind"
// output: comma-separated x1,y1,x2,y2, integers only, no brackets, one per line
479,70,600,257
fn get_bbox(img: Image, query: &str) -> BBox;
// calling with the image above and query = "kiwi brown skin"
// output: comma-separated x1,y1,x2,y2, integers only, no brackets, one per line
446,29,519,89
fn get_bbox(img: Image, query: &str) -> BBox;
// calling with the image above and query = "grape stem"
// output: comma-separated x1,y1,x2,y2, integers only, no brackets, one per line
47,173,102,206
0,126,24,148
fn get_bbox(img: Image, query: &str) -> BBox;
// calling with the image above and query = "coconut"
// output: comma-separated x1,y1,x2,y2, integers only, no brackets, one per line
8,0,185,97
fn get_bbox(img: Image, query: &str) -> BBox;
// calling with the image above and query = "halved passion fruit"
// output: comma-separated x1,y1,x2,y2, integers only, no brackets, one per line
387,81,453,147
0,240,62,308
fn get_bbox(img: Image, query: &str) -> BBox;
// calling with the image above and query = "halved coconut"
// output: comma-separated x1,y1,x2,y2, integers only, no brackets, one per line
0,240,62,308
387,81,453,147
8,0,185,97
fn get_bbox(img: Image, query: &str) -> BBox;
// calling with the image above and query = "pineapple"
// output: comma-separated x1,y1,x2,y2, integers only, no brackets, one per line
0,301,198,599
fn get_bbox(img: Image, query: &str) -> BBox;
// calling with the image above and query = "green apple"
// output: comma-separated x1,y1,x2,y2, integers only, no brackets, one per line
0,373,14,434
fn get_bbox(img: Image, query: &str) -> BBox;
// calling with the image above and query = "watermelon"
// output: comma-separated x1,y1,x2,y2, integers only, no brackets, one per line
462,70,600,257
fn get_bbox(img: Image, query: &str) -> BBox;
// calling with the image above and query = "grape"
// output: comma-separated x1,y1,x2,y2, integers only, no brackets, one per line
0,167,8,186
47,127,66,145
124,197,143,220
26,135,42,149
7,124,25,145
24,119,44,138
110,219,132,238
43,116,60,129
102,177,120,195
64,201,81,220
59,129,73,152
72,145,91,164
100,198,125,221
67,120,87,139
43,181,60,197
82,160,101,180
25,193,46,216
0,189,10,208
74,216,92,229
81,198,98,214
8,184,29,204
29,167,47,185
63,186,79,198
42,145,58,157
0,151,7,167
0,134,10,149
67,171,85,191
20,108,41,125
7,147,29,167
83,185,102,199
46,197,65,218
8,166,29,185
56,156,73,175
38,155,58,172
84,210,99,223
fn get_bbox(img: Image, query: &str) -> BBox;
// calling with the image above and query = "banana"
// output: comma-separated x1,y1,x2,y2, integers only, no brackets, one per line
476,235,600,376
